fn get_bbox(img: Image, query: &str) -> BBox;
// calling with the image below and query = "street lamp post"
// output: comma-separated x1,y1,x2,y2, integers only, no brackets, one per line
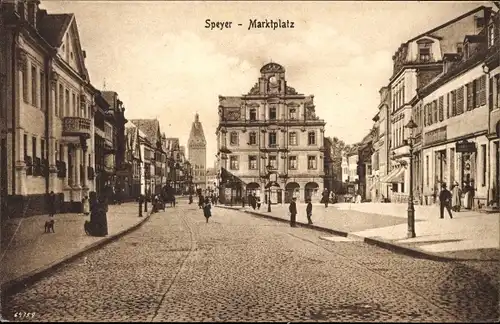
266,164,273,213
405,118,418,238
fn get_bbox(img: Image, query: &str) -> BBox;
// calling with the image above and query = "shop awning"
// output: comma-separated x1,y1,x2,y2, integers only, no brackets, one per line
380,169,398,183
385,167,405,183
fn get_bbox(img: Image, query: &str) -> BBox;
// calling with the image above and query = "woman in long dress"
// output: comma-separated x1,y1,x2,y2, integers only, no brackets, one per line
203,197,212,223
451,181,462,212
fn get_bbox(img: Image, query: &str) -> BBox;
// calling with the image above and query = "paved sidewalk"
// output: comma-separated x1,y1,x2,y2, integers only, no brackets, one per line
0,202,150,286
222,202,499,261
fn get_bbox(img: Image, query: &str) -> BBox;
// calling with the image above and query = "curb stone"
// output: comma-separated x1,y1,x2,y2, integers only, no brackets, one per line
215,205,493,262
1,209,153,298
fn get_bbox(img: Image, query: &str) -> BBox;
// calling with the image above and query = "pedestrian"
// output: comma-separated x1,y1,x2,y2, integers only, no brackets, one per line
289,197,297,227
203,196,212,223
439,183,453,219
322,189,329,208
82,195,90,216
451,181,462,212
306,198,313,225
189,194,193,204
198,194,204,209
47,191,56,217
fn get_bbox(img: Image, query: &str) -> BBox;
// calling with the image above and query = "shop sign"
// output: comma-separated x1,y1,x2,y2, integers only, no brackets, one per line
455,140,476,153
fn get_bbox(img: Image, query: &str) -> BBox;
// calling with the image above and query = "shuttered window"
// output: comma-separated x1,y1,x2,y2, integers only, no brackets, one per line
474,78,480,107
456,86,464,115
432,100,438,123
466,82,474,110
423,104,427,126
479,75,486,106
451,90,457,117
438,96,444,121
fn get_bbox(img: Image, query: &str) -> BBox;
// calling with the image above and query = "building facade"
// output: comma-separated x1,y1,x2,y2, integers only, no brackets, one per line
188,113,207,191
125,122,142,198
416,9,499,209
216,62,326,204
387,6,493,204
370,86,391,202
2,1,98,216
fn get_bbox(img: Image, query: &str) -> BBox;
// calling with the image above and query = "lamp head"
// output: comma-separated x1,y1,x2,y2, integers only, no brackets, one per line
482,63,490,74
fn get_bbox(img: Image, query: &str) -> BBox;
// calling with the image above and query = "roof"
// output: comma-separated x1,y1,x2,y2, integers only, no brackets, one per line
407,6,489,43
38,13,73,47
419,42,497,98
219,96,242,107
188,114,206,146
101,91,118,109
129,119,160,144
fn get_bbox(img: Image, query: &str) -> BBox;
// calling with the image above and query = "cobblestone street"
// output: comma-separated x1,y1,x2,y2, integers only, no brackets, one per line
2,203,498,322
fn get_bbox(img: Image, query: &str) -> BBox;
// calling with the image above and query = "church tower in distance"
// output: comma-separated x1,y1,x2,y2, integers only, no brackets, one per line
188,113,207,190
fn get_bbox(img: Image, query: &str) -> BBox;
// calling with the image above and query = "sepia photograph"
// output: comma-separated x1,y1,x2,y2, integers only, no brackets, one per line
0,0,499,322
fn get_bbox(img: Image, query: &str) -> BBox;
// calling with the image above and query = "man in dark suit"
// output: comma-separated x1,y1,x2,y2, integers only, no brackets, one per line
289,197,297,227
439,183,453,219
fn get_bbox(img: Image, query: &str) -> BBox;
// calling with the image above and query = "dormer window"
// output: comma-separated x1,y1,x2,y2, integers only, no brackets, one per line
488,24,495,47
464,42,470,59
418,41,432,62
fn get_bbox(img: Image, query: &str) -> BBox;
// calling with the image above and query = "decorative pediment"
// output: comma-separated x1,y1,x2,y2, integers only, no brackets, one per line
260,63,285,74
286,102,300,107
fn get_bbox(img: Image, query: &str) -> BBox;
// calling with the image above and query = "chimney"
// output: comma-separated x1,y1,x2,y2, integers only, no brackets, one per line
27,0,40,27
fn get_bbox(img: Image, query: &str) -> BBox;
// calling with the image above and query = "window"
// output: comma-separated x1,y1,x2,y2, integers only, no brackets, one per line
288,156,297,170
229,156,239,170
41,139,45,159
289,132,297,145
268,155,277,169
456,86,464,115
268,132,277,146
39,71,45,111
488,24,495,47
72,93,76,116
289,107,297,119
438,96,444,121
249,132,256,145
22,64,28,102
32,136,37,158
23,134,28,157
451,90,457,116
269,106,277,120
307,155,317,169
230,132,239,146
425,155,429,186
432,100,437,123
248,155,257,170
249,108,257,121
489,77,494,111
65,89,70,116
464,43,470,59
479,75,486,106
418,43,431,62
308,131,316,145
31,65,37,106
58,85,63,117
466,82,474,110
456,43,463,54
481,144,487,186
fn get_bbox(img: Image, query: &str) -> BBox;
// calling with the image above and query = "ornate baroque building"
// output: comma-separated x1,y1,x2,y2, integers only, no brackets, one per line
216,62,326,204
188,113,207,190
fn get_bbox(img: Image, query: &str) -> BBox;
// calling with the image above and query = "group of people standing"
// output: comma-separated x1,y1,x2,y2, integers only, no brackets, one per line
439,181,472,219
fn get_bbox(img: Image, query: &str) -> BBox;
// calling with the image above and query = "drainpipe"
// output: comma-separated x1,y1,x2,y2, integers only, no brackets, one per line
11,26,19,197
44,53,52,196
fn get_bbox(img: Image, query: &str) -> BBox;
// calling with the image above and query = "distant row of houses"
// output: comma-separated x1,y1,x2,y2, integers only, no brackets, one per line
342,4,500,212
0,1,192,217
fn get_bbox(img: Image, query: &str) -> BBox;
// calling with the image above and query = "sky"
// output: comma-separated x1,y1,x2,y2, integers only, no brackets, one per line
41,0,494,168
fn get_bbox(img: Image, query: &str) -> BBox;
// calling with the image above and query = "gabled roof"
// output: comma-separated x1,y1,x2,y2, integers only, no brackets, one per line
130,119,161,145
38,13,73,47
101,91,118,109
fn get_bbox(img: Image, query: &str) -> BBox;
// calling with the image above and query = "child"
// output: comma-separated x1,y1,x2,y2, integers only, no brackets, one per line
306,199,313,225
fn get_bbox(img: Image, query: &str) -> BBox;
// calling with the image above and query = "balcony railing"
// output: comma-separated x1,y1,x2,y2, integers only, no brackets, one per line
63,117,92,138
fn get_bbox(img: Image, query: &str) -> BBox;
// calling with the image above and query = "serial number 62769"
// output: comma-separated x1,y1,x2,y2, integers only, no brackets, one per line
14,312,36,319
